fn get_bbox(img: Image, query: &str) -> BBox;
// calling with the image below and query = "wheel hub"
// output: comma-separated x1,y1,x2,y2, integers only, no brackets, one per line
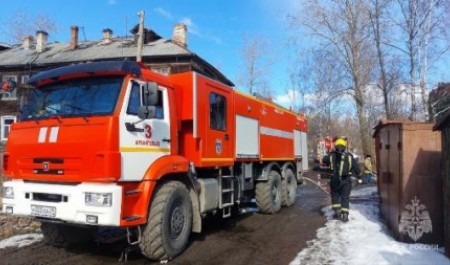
170,206,185,238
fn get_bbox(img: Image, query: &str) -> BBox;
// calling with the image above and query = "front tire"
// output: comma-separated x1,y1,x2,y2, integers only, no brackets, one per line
139,181,193,261
256,170,283,214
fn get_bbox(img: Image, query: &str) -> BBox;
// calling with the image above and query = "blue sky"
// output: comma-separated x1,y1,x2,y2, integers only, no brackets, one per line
1,0,301,106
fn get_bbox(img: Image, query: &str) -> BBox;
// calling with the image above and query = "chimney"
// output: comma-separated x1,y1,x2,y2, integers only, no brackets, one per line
36,31,48,53
172,23,187,48
22,35,34,49
102,28,113,44
70,26,79,49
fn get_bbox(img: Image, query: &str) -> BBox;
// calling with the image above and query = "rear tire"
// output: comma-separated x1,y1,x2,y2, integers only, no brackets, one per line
139,181,192,261
41,223,95,247
256,170,282,214
282,168,298,207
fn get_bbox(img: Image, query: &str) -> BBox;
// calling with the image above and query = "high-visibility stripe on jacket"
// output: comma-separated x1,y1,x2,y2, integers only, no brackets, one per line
330,151,358,177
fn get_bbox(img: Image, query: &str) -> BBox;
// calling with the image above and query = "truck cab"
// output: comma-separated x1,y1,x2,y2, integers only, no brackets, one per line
2,61,176,225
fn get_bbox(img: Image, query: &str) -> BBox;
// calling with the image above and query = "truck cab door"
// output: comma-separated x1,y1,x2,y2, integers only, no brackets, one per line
119,80,170,181
205,91,233,163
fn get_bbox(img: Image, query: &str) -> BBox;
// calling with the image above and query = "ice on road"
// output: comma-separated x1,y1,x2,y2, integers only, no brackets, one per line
0,233,43,249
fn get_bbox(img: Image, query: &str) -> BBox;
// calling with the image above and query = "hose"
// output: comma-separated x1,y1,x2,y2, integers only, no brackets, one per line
301,174,330,195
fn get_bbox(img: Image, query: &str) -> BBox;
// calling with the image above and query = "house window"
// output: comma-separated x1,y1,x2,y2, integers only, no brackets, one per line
2,75,18,100
1,116,16,141
21,75,30,84
150,66,170,76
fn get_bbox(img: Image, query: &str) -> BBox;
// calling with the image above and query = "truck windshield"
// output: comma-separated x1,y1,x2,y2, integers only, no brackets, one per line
21,76,124,121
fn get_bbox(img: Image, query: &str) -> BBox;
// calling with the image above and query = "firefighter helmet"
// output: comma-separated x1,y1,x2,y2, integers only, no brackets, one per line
334,137,347,147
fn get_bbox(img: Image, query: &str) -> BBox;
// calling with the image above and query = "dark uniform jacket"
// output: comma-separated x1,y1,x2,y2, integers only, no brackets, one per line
329,151,360,188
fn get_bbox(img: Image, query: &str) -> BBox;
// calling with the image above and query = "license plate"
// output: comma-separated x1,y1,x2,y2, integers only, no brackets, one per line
31,205,56,218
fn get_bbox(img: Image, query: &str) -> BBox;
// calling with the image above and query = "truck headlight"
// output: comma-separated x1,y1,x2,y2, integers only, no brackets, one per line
2,187,14,199
85,192,112,207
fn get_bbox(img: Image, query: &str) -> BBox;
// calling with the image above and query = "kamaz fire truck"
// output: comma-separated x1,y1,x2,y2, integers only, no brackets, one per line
2,61,308,261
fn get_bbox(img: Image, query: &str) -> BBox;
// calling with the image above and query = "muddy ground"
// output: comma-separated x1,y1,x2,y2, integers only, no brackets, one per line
0,173,330,265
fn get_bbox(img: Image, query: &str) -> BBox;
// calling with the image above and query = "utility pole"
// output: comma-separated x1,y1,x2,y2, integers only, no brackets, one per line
136,11,145,63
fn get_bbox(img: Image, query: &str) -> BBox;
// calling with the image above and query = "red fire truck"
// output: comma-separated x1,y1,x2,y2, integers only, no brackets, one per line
2,61,308,260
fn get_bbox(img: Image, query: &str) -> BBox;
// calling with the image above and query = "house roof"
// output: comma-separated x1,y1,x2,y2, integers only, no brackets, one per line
0,36,234,86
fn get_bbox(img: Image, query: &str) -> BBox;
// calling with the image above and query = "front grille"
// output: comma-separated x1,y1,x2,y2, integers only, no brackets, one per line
33,169,64,175
33,158,64,164
32,193,68,203
24,180,81,185
32,157,65,175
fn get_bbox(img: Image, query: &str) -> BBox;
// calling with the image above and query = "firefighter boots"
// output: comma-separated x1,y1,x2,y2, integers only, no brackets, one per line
332,209,342,220
341,213,349,222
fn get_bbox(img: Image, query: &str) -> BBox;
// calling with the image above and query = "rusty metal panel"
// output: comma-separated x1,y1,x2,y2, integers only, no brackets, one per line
399,124,443,244
376,126,390,224
374,120,443,245
388,125,401,239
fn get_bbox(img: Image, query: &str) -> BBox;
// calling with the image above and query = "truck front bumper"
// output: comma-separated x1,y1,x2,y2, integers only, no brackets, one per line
2,180,122,226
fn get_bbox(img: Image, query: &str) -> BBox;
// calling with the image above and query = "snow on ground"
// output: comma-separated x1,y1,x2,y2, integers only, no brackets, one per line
290,186,450,265
0,233,43,249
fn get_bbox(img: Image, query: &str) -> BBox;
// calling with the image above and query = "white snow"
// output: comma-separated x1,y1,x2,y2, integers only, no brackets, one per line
290,186,450,265
0,233,43,249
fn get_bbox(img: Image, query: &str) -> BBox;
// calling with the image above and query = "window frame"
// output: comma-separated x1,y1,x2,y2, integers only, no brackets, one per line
1,115,16,141
21,75,30,84
126,81,165,119
1,75,18,100
209,92,227,131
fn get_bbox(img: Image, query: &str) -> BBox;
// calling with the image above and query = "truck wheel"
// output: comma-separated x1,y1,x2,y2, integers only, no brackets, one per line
282,168,297,207
256,170,282,214
41,223,95,247
139,181,192,261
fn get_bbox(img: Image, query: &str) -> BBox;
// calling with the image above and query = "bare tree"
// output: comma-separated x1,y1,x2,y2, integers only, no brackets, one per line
1,10,58,44
289,0,376,157
368,0,400,119
286,51,315,113
236,35,272,96
390,0,447,121
293,49,352,155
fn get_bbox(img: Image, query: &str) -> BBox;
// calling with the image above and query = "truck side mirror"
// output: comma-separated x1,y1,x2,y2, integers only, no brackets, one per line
138,106,156,120
142,82,158,106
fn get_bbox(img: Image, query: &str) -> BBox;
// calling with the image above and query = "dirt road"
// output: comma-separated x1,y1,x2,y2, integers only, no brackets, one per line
0,177,329,265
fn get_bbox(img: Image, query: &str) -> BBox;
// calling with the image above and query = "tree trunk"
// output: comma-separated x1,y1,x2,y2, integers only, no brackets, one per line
354,81,373,158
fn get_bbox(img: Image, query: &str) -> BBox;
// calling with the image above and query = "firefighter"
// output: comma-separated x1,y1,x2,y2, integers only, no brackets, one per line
329,137,361,222
363,155,373,184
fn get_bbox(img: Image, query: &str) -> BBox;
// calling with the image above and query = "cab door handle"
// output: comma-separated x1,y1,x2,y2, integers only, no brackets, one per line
125,122,144,132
